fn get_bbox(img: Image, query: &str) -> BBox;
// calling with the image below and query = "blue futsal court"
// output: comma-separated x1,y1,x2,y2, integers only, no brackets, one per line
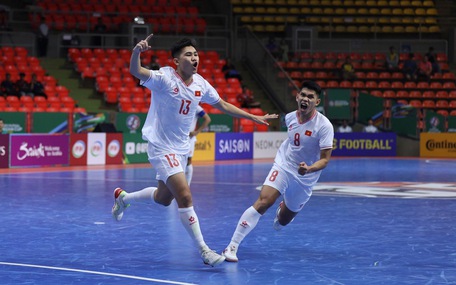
1,157,455,285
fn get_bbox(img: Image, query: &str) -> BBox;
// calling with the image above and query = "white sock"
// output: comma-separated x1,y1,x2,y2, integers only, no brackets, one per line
123,187,157,204
230,206,262,246
185,164,193,185
178,206,208,252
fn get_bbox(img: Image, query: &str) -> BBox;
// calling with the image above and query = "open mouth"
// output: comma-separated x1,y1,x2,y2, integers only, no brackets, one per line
300,101,308,110
193,62,198,68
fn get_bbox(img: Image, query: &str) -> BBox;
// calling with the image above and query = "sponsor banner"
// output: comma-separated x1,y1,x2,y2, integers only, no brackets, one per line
253,132,287,159
123,133,149,164
0,112,27,133
10,134,69,167
215,132,253,160
193,132,215,161
0,134,9,168
420,133,456,158
424,110,445,133
87,133,106,165
391,103,419,138
32,112,69,133
115,112,147,133
332,132,396,156
325,89,351,120
208,114,233,132
106,133,123,164
73,112,107,133
70,133,88,166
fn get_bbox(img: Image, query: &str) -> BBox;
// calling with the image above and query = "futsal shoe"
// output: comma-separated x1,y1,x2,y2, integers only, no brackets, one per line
112,188,130,221
222,245,239,262
201,249,225,267
273,201,294,231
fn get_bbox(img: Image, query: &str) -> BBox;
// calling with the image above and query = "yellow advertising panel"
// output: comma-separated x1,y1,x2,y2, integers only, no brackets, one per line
193,132,215,161
420,133,456,158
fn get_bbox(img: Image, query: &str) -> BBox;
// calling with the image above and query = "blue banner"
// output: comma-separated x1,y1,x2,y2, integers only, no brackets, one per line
215,133,253,160
332,133,397,157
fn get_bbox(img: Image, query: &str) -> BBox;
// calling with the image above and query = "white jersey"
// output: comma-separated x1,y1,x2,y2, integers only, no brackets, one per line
141,66,220,155
275,110,334,186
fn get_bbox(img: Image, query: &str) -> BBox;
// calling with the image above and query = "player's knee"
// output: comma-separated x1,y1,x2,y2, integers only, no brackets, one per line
155,196,173,207
254,198,275,214
177,194,193,208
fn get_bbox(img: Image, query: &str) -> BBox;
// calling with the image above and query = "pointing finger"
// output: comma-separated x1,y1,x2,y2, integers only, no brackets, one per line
145,33,154,42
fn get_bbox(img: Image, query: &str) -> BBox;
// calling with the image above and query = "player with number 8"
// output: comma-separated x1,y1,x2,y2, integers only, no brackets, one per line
222,81,334,262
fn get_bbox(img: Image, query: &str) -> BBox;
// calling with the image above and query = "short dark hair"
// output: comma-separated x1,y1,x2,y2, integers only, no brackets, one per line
170,38,197,58
301,81,322,96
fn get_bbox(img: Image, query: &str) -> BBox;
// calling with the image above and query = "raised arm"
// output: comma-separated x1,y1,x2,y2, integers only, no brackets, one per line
130,33,154,82
212,99,278,126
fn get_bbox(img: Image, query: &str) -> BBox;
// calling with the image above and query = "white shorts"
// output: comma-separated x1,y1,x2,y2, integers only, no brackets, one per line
188,136,197,158
147,143,188,183
263,163,312,212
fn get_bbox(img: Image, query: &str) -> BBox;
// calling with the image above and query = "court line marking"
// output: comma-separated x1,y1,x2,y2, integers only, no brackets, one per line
0,262,198,285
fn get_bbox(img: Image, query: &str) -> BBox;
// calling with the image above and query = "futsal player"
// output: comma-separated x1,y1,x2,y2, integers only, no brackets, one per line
222,81,334,262
112,35,278,266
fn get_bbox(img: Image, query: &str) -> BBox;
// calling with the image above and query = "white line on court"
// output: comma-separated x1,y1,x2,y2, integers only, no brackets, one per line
0,262,198,285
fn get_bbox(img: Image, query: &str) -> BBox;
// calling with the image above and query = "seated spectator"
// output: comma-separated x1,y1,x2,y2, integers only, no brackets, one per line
237,85,261,108
148,55,161,70
402,53,417,81
417,55,432,82
337,120,353,133
16,72,32,97
279,38,289,62
30,73,47,98
222,58,243,82
363,119,378,133
0,73,16,96
340,57,356,81
425,46,441,75
385,46,399,70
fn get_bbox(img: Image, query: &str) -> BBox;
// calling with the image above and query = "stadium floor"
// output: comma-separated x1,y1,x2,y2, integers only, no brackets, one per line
1,157,455,285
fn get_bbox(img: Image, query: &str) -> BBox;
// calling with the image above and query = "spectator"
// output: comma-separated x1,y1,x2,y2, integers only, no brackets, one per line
265,37,279,59
402,53,417,81
0,118,6,134
385,46,399,70
363,119,378,133
237,85,261,108
337,120,352,133
340,57,356,81
417,55,432,82
0,73,16,96
92,17,108,46
16,73,32,97
0,5,11,31
279,38,289,62
222,58,243,82
148,55,161,70
36,16,49,57
30,73,47,98
425,46,441,75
